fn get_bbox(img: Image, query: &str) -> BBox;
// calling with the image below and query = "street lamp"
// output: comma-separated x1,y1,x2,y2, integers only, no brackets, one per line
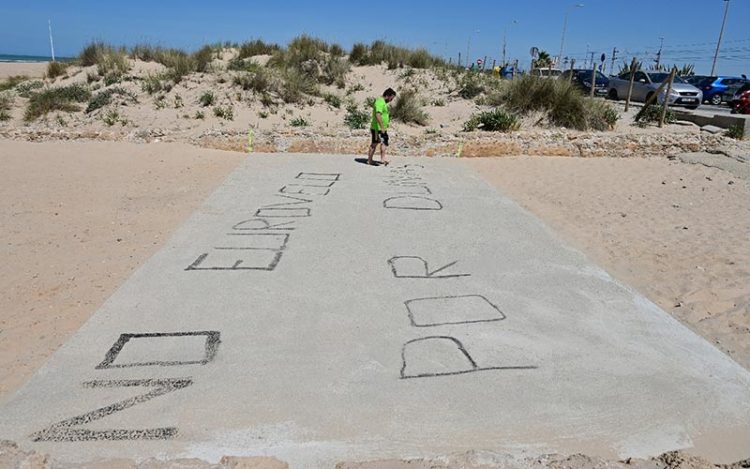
558,3,584,67
466,29,480,68
502,20,518,66
711,0,730,76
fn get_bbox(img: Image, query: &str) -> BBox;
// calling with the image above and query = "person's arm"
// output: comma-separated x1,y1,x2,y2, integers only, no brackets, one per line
375,113,385,132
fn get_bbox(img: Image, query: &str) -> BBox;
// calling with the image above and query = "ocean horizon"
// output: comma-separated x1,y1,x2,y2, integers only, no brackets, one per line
0,54,74,63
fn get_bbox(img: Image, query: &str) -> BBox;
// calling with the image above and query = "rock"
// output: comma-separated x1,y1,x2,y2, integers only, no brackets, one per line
700,125,723,134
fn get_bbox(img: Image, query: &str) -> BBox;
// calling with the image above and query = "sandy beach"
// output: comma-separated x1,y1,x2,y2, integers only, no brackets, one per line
1,53,749,466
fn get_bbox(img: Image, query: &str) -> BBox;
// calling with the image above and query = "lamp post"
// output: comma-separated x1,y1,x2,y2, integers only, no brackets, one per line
710,0,730,76
502,20,518,67
466,29,480,68
558,3,584,67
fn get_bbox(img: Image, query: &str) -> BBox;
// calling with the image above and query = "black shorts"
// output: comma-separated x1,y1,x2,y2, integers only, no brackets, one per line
371,129,389,146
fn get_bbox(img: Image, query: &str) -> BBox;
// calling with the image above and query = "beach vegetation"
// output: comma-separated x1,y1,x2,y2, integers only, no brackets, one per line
0,75,30,92
635,104,675,126
194,110,205,119
46,61,68,80
349,40,445,69
24,83,91,121
141,74,167,94
0,93,13,121
15,80,44,98
725,124,744,140
290,116,309,127
85,87,136,113
390,88,429,126
280,69,319,103
213,105,234,120
490,75,618,131
238,39,281,59
323,92,342,108
343,104,369,129
463,109,520,132
233,69,273,94
199,91,215,107
102,109,120,126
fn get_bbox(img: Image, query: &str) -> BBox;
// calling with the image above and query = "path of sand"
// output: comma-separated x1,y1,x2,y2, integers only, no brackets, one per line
0,141,245,400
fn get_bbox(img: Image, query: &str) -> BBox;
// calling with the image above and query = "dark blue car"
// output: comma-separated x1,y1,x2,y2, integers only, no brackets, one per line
697,76,748,105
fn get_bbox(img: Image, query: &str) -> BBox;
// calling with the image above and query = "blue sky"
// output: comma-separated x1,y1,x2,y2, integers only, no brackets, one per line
1,0,748,76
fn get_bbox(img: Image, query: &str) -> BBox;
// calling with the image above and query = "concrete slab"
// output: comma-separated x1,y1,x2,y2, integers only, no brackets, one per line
1,154,749,468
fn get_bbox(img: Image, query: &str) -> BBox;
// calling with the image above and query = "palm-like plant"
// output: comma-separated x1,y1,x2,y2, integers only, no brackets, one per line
533,51,553,69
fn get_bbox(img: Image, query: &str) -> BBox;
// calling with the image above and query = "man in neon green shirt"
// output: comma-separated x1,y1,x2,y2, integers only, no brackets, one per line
367,88,397,166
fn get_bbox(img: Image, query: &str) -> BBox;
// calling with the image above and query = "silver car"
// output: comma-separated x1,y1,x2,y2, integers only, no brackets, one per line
607,71,702,109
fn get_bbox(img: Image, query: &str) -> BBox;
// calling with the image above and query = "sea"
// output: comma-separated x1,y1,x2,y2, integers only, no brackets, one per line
0,54,73,63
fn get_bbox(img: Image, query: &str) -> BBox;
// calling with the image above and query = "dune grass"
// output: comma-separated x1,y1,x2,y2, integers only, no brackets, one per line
0,75,31,92
46,61,68,79
492,75,619,131
390,88,429,126
24,84,91,121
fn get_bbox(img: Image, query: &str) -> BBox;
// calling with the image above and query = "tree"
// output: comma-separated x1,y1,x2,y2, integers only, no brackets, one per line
533,51,553,69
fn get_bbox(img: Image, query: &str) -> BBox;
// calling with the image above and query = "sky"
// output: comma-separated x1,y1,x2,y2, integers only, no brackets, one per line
1,0,748,76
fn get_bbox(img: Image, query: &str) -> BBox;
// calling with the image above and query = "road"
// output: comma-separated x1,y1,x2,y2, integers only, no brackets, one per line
1,153,749,467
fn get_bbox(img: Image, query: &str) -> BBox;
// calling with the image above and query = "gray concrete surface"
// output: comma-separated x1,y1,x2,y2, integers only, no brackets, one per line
1,153,749,468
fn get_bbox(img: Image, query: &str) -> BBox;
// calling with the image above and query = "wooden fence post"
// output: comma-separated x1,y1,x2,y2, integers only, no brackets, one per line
624,58,637,112
590,60,597,98
659,67,677,128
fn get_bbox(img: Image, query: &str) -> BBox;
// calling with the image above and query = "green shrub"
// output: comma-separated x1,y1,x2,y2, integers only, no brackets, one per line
290,116,309,127
0,75,30,92
24,84,91,121
635,104,676,125
141,74,166,94
228,57,261,72
102,109,120,126
329,44,345,57
238,40,280,59
85,87,136,113
0,93,13,121
344,104,369,129
407,49,433,69
46,61,68,79
233,69,272,94
80,43,131,82
321,56,350,87
16,80,44,98
199,91,215,107
390,89,428,126
323,93,342,108
349,43,368,64
464,109,520,132
195,110,205,119
280,69,318,103
584,99,619,131
458,73,485,99
192,45,214,73
725,124,744,140
213,105,234,120
432,98,446,106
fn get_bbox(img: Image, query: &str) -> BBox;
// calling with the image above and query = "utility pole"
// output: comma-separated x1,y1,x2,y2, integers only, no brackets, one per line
610,47,618,75
711,0,730,76
558,4,584,67
503,20,518,67
48,19,56,62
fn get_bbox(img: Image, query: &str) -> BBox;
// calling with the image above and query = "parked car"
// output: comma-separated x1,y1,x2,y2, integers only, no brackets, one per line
559,69,609,96
530,67,562,79
693,76,748,105
729,81,750,110
731,90,750,114
607,71,702,109
684,75,711,86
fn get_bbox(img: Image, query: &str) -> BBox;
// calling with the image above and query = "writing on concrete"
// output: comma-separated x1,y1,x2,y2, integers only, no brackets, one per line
187,172,341,271
31,330,221,442
383,164,537,379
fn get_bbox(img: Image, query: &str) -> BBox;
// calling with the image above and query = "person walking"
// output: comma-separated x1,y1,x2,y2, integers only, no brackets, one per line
367,88,396,166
